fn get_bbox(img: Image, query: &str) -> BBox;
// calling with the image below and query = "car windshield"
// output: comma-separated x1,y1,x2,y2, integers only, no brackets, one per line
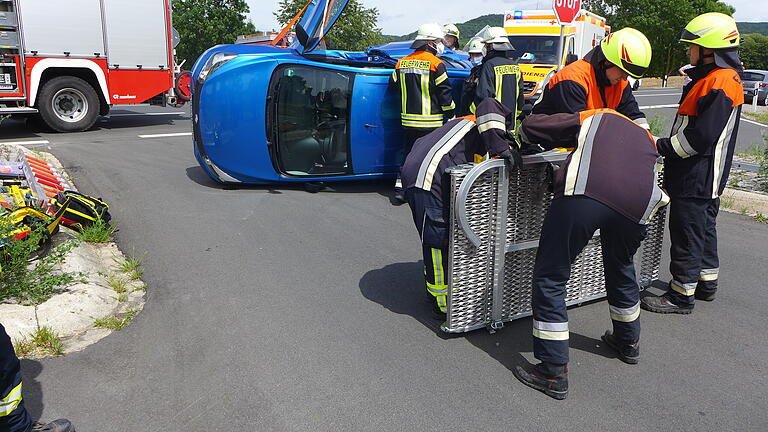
507,36,560,64
743,72,765,82
272,65,352,176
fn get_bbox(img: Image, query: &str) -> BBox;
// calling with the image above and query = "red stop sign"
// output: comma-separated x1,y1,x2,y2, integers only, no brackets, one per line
553,0,581,24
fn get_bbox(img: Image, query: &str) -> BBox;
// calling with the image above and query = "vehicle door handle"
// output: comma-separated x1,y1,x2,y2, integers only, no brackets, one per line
364,124,380,128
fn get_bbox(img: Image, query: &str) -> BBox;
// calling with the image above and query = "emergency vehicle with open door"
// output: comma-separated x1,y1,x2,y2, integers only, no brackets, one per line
0,0,189,132
503,9,609,102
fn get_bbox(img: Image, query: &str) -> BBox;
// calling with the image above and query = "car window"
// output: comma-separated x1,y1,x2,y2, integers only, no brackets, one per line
273,65,352,176
743,72,765,81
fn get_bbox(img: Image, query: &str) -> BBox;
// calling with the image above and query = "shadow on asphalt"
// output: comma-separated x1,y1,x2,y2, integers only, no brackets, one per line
360,262,620,370
95,115,187,130
185,165,398,200
19,359,44,420
0,119,46,140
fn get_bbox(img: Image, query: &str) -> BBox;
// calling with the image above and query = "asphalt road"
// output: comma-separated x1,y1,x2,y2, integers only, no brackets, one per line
1,91,767,431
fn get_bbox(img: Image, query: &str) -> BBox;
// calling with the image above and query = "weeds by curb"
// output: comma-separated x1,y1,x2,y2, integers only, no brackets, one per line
13,326,64,357
93,308,139,331
75,216,117,243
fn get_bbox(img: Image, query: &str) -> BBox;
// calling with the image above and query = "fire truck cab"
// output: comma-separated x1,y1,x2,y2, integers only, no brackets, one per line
0,0,185,132
503,9,609,102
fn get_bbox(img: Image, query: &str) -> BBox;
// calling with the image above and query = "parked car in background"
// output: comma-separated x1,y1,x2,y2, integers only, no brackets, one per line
742,69,767,105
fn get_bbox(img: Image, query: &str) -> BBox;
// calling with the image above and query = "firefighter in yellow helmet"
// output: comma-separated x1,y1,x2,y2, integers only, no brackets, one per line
470,27,525,133
532,28,652,129
389,23,455,202
443,24,460,50
641,13,744,314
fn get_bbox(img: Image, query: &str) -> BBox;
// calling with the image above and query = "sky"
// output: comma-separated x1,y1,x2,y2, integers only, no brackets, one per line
248,0,768,35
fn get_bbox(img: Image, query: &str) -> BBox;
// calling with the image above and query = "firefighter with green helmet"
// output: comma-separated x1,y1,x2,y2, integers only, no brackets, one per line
641,13,744,314
532,27,652,129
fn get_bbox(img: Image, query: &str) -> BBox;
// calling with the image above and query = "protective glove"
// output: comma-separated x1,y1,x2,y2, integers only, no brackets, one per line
499,148,522,171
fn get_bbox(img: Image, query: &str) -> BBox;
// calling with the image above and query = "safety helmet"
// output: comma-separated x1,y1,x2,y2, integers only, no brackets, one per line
680,13,742,70
680,12,739,49
414,23,445,41
443,24,460,39
464,37,484,54
600,28,652,78
481,27,514,51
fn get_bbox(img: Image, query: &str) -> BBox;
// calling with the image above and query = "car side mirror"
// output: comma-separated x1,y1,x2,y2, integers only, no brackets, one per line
296,24,309,48
565,53,578,65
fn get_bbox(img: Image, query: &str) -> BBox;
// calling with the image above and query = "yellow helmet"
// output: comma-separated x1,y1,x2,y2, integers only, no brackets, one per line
680,12,740,49
601,28,652,78
443,24,460,39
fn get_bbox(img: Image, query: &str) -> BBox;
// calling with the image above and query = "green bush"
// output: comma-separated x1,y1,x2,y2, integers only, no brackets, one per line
0,219,80,305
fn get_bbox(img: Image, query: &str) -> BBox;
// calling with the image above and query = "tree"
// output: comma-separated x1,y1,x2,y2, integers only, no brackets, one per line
172,0,256,66
582,0,734,78
274,0,387,51
741,33,768,70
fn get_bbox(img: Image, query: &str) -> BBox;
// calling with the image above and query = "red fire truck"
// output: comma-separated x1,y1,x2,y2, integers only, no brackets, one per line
0,0,189,132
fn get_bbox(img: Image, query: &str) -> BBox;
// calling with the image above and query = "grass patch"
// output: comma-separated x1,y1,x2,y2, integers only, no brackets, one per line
114,251,146,280
106,273,128,294
647,113,670,137
0,222,82,305
743,111,768,124
75,216,116,243
754,212,768,224
720,195,735,210
93,309,138,331
13,326,64,357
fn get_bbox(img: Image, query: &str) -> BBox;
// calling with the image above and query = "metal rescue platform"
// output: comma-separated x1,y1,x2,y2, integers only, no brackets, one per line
442,151,666,333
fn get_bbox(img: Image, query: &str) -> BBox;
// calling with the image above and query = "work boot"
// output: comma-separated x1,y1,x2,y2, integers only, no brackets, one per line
513,362,568,400
31,419,75,432
431,303,446,322
601,331,640,365
640,293,693,314
392,188,406,205
694,283,717,301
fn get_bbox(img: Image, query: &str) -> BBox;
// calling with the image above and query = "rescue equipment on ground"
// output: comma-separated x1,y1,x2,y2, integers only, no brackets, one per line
49,190,111,229
440,153,666,333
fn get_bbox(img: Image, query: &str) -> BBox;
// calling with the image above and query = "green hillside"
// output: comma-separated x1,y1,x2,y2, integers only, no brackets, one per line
390,14,504,46
738,22,768,36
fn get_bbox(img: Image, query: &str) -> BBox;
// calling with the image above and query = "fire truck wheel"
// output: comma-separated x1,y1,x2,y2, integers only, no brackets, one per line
37,76,100,132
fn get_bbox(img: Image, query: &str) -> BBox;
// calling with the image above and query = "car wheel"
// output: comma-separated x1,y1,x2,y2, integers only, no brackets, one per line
37,76,100,132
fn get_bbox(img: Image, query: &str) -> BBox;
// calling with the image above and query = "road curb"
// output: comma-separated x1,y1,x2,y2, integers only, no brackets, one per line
721,187,768,218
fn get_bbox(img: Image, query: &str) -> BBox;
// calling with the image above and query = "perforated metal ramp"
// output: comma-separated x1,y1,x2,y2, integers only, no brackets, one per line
442,151,666,333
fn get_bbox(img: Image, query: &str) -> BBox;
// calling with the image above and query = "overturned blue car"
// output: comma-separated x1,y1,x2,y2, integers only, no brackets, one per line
191,0,472,185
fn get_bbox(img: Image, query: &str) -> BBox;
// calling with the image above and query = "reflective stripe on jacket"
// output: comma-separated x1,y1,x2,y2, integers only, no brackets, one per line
390,51,455,128
401,98,515,200
471,53,525,131
521,109,669,224
657,64,744,198
532,47,647,129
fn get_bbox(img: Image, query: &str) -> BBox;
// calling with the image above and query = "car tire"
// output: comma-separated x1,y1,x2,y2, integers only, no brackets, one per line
37,76,100,132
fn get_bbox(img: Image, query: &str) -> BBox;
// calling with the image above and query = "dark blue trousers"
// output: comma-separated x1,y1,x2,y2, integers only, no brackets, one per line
532,196,647,365
1,324,32,432
667,197,720,305
405,188,450,312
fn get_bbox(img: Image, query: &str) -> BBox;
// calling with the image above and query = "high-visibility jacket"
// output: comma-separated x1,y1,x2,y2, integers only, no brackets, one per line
532,47,648,129
520,109,669,224
389,50,455,129
656,63,743,198
401,98,515,201
470,52,525,126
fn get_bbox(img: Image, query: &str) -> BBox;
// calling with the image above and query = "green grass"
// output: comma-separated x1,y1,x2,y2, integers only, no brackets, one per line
106,273,128,294
93,309,139,331
743,112,768,124
75,217,116,243
647,113,670,137
720,195,735,210
754,212,768,224
13,326,64,357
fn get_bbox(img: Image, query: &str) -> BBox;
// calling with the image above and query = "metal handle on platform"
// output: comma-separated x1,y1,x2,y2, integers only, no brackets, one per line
454,158,506,248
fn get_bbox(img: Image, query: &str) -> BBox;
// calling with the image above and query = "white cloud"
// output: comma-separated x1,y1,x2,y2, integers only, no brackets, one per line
247,0,768,35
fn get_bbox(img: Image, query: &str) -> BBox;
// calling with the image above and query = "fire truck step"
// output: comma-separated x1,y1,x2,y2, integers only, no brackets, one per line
0,107,38,114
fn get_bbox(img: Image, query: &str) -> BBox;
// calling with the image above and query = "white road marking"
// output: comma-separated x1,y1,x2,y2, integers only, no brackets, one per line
640,104,680,109
741,118,768,128
138,132,192,139
635,93,681,97
110,112,185,117
0,140,50,145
